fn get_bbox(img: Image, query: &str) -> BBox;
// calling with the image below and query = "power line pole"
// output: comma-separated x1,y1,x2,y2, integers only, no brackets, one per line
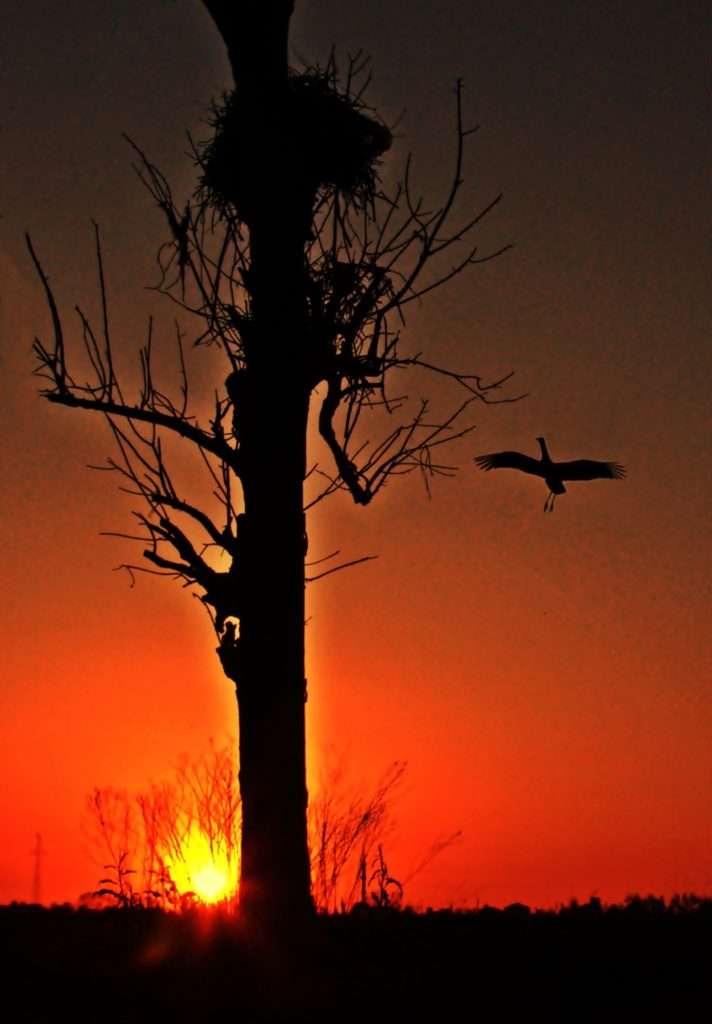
32,832,44,904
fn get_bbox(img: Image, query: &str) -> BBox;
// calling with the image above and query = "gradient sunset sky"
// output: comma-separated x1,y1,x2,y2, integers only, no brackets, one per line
2,0,710,908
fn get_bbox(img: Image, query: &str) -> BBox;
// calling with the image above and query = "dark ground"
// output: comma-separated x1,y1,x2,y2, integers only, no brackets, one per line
2,897,710,1021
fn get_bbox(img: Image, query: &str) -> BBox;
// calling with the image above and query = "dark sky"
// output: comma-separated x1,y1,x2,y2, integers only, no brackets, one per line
2,1,711,908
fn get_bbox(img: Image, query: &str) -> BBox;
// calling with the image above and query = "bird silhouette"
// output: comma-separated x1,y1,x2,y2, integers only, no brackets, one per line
474,437,625,511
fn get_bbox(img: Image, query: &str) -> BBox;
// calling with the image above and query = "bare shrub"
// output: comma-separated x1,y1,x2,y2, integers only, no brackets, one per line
85,744,456,913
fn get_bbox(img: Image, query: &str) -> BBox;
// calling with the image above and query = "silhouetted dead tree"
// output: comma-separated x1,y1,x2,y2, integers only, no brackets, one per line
29,3,511,924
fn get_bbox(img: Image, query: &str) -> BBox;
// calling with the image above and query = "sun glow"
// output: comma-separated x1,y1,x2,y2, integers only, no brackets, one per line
167,826,238,905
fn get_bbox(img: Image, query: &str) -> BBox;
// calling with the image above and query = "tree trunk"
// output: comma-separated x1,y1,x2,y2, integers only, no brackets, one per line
202,1,293,94
202,0,315,923
237,383,312,923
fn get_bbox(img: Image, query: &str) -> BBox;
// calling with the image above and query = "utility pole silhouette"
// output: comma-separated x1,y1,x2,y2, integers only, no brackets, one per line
32,832,44,904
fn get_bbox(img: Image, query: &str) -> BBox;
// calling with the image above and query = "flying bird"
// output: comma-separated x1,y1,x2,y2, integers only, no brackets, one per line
474,437,625,511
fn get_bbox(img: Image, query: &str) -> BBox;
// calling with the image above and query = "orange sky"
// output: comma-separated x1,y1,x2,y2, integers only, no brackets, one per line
2,1,711,909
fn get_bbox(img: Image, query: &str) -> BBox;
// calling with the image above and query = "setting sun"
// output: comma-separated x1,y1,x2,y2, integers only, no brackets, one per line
166,827,238,905
192,862,230,903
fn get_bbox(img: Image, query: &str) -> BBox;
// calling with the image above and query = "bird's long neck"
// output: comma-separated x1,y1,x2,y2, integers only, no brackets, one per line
537,437,552,462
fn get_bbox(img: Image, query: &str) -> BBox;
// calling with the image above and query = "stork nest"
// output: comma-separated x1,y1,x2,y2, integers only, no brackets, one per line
196,63,392,221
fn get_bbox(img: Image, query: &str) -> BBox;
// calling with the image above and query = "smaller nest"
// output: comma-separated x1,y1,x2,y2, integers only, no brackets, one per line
197,64,392,220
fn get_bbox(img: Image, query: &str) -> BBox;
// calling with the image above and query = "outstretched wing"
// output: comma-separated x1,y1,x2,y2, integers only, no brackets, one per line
474,452,544,477
556,459,626,481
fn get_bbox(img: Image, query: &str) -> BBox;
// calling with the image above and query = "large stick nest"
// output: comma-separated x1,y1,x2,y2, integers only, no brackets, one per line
197,62,393,221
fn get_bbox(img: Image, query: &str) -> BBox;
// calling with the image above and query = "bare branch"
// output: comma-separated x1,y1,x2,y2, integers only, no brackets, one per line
143,549,195,576
306,554,377,583
29,236,239,469
92,221,117,396
26,234,67,391
148,493,232,553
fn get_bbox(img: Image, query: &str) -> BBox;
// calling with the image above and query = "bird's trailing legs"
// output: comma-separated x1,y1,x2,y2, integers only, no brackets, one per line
474,437,624,512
